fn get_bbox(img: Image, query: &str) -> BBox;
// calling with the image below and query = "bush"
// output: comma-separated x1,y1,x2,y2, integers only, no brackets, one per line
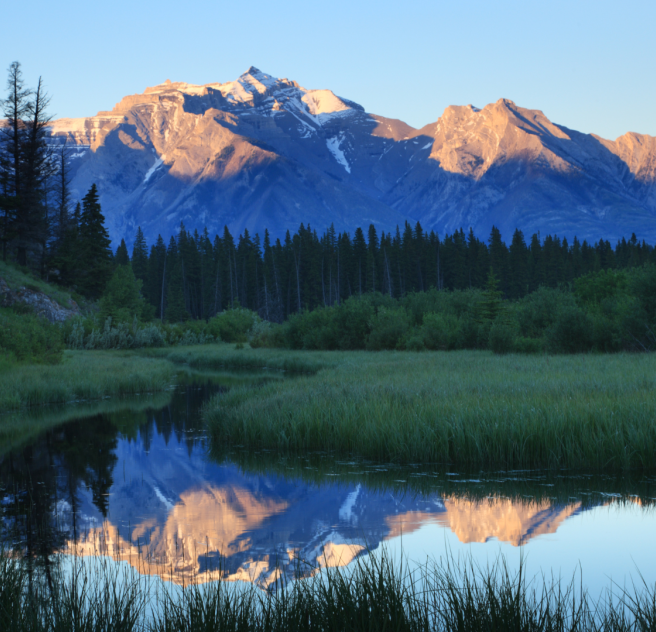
513,336,545,354
516,287,577,339
98,265,153,323
0,307,64,364
403,334,425,351
366,307,411,351
421,313,462,350
488,320,517,354
207,308,258,343
546,306,593,353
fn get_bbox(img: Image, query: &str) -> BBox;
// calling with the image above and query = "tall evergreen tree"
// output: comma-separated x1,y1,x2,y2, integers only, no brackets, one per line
77,184,113,298
131,227,149,284
114,239,129,266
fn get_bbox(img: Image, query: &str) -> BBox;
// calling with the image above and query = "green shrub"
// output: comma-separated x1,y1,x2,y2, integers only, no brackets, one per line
207,308,258,342
546,306,594,353
403,334,425,351
421,313,462,350
98,264,154,323
489,320,517,354
513,336,545,354
0,307,64,364
516,287,577,338
366,307,410,351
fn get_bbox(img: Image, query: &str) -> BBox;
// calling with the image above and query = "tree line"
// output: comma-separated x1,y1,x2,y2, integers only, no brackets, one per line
2,61,655,329
119,219,654,325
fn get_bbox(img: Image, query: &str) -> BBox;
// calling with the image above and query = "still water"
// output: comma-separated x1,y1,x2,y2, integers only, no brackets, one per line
2,370,655,597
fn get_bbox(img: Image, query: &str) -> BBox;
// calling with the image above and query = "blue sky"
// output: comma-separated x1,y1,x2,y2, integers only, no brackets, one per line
3,0,654,140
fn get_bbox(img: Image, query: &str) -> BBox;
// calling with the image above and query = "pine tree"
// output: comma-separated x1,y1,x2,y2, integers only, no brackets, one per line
77,184,113,298
52,202,80,287
479,270,504,322
114,239,129,266
508,229,528,299
131,227,149,284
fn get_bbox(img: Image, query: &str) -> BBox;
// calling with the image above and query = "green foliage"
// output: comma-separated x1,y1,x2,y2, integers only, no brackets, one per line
366,307,410,350
489,319,517,354
546,306,594,353
515,287,577,339
0,306,64,364
98,265,153,323
207,308,259,343
421,313,463,350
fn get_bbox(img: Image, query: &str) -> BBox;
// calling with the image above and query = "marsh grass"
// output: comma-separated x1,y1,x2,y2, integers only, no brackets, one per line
205,350,656,470
2,548,655,631
0,350,176,412
141,344,337,374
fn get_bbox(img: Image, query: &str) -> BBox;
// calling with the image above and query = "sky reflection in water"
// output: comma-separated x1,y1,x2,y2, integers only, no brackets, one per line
1,372,655,597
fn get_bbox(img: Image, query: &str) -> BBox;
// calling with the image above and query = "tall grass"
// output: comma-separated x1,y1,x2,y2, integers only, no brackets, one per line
2,548,655,631
0,350,176,412
142,344,337,374
206,350,656,470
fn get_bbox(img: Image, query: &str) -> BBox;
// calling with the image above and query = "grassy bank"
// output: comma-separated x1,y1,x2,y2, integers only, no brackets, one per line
205,349,656,470
141,343,337,374
0,350,176,412
2,550,654,632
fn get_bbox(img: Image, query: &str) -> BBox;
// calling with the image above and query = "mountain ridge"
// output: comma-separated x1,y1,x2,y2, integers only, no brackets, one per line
47,68,656,247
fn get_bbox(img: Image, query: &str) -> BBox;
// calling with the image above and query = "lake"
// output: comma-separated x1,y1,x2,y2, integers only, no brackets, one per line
2,370,655,599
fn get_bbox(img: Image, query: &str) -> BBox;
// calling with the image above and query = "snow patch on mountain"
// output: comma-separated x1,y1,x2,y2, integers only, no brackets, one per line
302,89,350,116
143,157,164,183
217,67,278,104
326,135,351,173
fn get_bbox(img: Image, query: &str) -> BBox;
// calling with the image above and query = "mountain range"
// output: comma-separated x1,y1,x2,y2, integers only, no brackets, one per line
48,67,656,247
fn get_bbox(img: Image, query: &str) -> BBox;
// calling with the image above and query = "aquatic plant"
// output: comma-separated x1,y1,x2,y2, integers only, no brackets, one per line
205,349,656,469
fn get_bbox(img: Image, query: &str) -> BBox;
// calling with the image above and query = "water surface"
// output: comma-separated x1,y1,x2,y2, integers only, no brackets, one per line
1,370,655,597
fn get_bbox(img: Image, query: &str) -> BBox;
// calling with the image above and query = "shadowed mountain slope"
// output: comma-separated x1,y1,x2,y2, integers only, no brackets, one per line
48,68,656,246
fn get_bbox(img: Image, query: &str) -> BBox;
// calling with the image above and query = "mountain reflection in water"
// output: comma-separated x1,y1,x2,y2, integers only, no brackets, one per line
1,372,654,587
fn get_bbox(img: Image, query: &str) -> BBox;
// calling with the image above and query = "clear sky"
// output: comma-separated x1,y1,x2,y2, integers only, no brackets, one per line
3,0,654,140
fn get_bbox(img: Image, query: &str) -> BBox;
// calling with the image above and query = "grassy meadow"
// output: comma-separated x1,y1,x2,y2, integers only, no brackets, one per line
203,347,656,470
0,350,176,412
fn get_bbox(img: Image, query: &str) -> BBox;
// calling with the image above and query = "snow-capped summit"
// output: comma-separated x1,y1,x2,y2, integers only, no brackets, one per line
47,67,656,247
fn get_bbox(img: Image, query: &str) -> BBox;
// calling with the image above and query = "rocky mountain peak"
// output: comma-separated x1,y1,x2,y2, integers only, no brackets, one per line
45,71,656,247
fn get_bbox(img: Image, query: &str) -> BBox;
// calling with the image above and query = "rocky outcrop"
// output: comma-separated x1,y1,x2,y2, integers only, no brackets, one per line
0,278,80,323
47,68,656,247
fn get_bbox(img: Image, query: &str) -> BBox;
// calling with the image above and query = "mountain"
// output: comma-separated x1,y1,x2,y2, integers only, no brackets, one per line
48,68,656,247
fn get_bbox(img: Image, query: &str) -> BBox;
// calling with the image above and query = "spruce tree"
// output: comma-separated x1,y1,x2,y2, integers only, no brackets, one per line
78,184,113,298
131,227,149,283
114,239,129,266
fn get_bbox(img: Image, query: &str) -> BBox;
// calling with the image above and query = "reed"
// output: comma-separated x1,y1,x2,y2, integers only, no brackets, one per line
0,350,176,412
141,344,337,374
206,350,656,470
1,547,654,631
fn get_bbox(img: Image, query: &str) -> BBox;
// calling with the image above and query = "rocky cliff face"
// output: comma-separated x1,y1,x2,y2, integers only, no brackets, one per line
48,68,656,246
